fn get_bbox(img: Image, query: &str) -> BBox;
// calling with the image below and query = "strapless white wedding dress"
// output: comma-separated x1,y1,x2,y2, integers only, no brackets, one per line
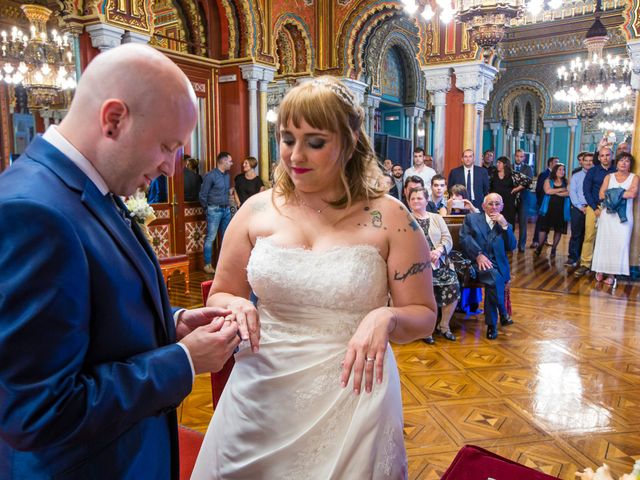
191,237,407,479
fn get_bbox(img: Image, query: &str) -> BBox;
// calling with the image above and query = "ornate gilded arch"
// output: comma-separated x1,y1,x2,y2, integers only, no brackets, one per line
338,1,420,79
499,86,547,134
218,0,260,59
491,80,550,130
366,29,425,106
274,15,313,75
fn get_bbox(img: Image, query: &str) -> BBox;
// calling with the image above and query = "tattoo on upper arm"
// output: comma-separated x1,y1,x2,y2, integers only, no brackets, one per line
393,262,431,282
407,213,419,232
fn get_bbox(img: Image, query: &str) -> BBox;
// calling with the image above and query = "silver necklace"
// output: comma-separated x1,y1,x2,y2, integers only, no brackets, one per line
295,192,331,214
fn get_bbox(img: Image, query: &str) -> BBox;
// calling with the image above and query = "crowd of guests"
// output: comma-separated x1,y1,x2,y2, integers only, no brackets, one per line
379,141,638,341
148,151,266,274
381,148,518,341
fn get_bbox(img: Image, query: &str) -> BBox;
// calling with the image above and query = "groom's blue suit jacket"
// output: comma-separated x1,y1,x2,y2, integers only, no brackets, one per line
0,137,192,479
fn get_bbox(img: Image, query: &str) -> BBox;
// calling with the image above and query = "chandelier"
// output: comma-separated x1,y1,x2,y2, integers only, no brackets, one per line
554,0,631,118
402,1,573,58
0,4,76,110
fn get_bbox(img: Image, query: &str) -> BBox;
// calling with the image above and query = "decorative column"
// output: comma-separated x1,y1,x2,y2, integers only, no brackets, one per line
454,62,499,158
258,67,276,185
543,120,554,165
567,118,578,172
475,105,485,162
423,66,451,174
424,110,433,155
85,23,124,52
490,122,501,155
626,38,640,278
414,109,425,150
526,133,535,154
364,94,380,140
240,65,261,160
342,78,368,137
404,107,421,151
505,126,513,158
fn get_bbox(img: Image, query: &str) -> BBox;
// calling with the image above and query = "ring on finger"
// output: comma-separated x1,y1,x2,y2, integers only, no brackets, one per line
366,356,375,362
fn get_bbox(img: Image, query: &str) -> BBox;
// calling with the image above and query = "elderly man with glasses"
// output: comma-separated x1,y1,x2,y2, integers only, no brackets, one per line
459,193,517,339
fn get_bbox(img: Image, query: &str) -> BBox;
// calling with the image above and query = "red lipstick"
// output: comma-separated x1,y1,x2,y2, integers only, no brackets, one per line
292,167,312,175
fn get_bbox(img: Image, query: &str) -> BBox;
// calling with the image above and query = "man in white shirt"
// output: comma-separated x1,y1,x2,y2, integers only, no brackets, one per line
404,147,436,196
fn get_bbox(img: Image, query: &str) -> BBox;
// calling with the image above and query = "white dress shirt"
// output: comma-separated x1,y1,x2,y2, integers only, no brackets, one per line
464,166,474,201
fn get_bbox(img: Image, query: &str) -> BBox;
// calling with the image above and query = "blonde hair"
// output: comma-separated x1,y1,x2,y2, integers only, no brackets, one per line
273,76,385,209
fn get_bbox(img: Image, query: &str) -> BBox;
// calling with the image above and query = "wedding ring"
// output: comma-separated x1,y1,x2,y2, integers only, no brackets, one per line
366,357,375,362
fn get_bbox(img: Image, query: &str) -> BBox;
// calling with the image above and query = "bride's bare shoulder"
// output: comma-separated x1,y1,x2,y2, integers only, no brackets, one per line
367,195,411,221
238,189,277,216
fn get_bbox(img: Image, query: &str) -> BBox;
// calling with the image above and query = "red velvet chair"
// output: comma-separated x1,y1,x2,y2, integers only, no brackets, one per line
201,280,235,408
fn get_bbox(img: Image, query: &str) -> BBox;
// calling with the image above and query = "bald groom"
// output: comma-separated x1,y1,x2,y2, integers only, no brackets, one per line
0,45,240,478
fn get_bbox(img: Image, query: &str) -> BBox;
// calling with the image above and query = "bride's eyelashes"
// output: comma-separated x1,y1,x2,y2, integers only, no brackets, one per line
308,139,326,149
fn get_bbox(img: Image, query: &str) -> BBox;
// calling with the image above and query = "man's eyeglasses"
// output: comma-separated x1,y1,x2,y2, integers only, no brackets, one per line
485,202,502,207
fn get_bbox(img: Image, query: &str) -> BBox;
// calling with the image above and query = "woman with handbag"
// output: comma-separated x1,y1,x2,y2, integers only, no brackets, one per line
409,187,461,344
535,163,570,259
490,157,532,229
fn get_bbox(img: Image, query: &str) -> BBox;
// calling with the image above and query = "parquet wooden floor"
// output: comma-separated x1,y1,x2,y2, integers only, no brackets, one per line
168,228,640,479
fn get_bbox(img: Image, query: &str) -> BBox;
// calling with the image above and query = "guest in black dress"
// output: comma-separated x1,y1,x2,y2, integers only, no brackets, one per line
234,156,265,206
535,163,570,259
490,157,518,228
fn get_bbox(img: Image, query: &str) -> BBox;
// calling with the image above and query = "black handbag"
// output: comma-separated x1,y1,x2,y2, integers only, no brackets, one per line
448,250,476,285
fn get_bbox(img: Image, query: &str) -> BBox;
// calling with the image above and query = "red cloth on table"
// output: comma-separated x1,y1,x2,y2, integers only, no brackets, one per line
441,445,558,480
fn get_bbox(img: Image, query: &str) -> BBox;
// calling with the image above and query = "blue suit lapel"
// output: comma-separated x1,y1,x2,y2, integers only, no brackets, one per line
474,213,491,244
24,136,169,340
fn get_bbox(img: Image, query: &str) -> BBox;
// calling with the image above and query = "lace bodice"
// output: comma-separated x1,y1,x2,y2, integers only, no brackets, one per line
247,237,389,314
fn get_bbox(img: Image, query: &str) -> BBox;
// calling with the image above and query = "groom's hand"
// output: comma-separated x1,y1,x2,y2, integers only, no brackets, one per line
175,307,231,340
179,318,240,374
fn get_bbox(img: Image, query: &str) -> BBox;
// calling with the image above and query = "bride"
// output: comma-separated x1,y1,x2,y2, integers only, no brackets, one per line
191,77,437,479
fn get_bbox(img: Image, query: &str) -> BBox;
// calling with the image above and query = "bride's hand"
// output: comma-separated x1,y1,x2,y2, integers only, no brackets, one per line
226,297,261,353
340,307,394,395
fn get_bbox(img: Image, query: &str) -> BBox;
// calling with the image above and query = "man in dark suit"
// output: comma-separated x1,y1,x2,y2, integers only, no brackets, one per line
389,163,404,200
460,193,517,339
531,156,559,248
183,155,203,202
513,149,533,252
448,149,490,210
0,44,241,478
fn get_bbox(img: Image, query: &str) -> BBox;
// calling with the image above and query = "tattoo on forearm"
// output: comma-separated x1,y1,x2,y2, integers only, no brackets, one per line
393,262,431,282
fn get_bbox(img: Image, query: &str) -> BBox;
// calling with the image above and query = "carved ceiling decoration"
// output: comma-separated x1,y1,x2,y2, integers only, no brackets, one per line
512,0,625,27
149,0,190,54
104,0,153,35
502,26,626,59
274,15,312,75
220,0,259,60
